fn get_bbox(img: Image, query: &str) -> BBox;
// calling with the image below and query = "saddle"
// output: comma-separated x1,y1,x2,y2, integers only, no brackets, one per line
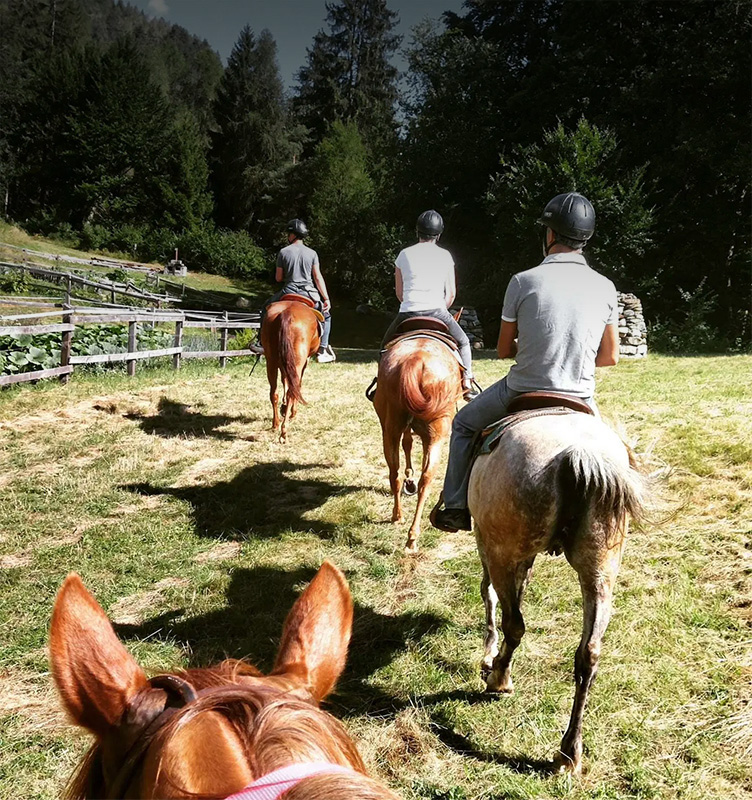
478,391,594,455
382,316,463,368
272,293,325,323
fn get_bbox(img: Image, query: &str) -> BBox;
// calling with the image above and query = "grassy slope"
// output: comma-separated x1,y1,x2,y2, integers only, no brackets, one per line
0,353,749,799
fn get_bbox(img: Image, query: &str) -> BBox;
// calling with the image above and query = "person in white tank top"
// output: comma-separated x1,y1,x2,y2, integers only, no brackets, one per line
379,210,478,401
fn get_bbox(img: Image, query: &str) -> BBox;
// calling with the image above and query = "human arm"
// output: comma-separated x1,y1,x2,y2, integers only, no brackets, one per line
595,323,620,366
394,267,404,303
312,263,331,311
275,266,284,282
444,266,456,308
497,320,518,359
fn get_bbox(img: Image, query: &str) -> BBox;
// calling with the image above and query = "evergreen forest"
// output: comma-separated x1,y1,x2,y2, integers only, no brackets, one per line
0,0,749,350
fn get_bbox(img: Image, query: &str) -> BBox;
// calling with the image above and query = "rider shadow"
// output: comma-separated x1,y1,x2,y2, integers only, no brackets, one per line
121,397,257,441
121,460,358,539
115,564,450,717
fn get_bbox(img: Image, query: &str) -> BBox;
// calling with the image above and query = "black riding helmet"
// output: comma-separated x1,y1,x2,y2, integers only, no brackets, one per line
537,193,595,245
416,209,444,238
286,218,309,239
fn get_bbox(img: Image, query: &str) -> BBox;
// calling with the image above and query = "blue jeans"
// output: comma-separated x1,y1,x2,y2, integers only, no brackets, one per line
380,308,473,377
441,376,598,509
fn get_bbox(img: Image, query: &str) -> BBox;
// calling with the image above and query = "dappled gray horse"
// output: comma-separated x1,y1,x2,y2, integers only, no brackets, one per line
468,412,644,773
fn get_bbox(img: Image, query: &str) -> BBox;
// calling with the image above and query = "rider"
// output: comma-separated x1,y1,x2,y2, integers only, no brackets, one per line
380,210,478,401
256,218,335,363
432,192,621,532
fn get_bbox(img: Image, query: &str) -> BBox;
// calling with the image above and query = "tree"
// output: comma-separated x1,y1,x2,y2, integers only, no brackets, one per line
210,26,300,240
294,0,401,156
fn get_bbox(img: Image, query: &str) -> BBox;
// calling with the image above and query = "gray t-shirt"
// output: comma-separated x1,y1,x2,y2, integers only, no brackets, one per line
277,242,319,293
501,253,618,397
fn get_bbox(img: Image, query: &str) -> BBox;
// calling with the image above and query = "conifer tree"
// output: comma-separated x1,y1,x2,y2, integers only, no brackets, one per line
294,0,401,156
210,26,299,239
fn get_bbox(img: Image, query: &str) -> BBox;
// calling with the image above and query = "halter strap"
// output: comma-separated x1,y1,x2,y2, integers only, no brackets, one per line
226,762,357,800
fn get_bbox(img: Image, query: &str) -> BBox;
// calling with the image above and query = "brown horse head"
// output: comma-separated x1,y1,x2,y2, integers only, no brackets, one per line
50,563,399,799
261,300,321,443
374,334,462,553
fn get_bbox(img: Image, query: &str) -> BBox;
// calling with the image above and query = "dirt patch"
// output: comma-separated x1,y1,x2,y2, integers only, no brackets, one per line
108,577,190,625
194,541,242,564
0,670,68,732
0,552,32,569
179,457,226,485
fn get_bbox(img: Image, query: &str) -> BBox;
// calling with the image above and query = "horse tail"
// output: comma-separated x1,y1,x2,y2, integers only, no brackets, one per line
556,445,645,547
278,311,306,405
399,357,454,419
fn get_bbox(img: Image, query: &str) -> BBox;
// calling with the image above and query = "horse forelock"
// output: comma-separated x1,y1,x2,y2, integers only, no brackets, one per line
63,660,365,800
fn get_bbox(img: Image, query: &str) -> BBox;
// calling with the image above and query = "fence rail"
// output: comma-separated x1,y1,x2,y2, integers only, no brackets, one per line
0,302,261,388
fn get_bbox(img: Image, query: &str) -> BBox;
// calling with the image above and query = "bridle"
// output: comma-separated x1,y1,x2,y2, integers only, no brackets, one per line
101,674,356,800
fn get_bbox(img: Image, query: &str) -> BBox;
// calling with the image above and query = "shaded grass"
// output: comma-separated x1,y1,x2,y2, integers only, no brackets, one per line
0,353,749,799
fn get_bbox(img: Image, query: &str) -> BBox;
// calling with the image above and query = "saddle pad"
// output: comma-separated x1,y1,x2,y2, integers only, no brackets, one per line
478,407,578,456
383,330,464,370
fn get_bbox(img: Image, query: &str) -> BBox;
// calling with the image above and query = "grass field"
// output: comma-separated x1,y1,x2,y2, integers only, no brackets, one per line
0,352,750,799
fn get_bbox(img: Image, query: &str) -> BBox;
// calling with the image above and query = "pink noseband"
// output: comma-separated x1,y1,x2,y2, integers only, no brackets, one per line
226,762,357,800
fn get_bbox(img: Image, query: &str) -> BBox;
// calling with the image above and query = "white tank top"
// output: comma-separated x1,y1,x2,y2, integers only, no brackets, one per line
395,242,454,312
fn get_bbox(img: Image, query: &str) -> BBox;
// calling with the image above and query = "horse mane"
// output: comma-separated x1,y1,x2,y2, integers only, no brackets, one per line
396,348,459,419
62,659,400,800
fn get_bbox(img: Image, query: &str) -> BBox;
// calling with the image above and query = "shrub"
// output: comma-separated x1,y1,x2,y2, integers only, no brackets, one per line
177,225,267,278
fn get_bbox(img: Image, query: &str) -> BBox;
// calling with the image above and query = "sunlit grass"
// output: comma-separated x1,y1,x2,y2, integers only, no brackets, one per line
0,353,749,799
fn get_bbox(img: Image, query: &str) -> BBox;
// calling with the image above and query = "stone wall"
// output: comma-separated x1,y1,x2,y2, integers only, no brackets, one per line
618,292,648,357
455,293,648,356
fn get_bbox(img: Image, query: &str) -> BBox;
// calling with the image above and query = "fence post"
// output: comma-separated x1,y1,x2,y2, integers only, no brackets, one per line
60,305,72,385
173,319,183,370
219,311,229,368
127,320,137,377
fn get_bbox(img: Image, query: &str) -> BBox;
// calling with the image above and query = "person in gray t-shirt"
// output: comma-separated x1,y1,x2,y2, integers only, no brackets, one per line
432,192,621,533
260,218,335,363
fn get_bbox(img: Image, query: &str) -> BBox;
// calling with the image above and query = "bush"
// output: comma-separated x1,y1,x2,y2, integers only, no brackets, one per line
177,225,267,278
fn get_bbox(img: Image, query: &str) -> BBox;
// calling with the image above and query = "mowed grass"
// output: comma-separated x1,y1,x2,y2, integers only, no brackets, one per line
0,352,750,799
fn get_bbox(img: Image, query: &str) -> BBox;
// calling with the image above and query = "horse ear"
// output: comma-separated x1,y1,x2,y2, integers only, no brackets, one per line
50,573,148,736
272,561,353,702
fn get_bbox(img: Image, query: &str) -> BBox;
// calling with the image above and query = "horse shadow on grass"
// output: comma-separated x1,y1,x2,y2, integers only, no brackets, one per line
115,563,449,720
121,397,257,441
121,460,360,540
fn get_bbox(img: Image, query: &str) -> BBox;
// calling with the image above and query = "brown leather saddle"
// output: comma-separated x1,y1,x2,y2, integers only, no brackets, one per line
272,293,325,322
383,316,463,367
478,391,594,455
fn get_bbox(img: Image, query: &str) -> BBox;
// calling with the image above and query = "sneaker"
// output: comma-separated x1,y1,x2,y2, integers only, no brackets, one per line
316,350,336,363
326,345,336,361
463,379,480,401
431,507,472,532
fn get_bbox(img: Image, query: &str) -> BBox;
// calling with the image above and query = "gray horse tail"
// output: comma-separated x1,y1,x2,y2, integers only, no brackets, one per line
555,445,645,548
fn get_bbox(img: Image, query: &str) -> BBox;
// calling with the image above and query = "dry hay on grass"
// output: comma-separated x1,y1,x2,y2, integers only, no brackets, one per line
108,577,190,626
0,669,68,733
193,541,242,564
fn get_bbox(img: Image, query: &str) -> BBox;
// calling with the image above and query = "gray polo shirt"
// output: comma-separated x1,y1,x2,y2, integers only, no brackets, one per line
277,242,319,293
502,253,618,397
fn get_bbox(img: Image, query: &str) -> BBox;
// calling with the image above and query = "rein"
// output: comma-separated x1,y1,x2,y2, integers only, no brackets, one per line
226,762,357,800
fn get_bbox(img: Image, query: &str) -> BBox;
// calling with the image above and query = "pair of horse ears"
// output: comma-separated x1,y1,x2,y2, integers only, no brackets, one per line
50,562,354,737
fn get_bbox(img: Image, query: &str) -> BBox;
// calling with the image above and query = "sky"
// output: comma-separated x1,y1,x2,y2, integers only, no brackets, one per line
125,0,465,90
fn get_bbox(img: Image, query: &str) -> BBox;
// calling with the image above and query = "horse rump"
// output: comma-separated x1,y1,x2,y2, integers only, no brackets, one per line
398,356,455,419
553,444,645,551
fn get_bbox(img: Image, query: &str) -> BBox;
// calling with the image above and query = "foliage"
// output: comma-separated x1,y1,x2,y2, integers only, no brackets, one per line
485,119,654,298
210,27,301,242
176,224,268,279
308,121,400,305
0,324,171,376
294,0,401,157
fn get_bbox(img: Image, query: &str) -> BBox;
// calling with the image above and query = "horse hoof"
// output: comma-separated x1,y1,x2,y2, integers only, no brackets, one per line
485,675,514,694
402,479,418,496
553,751,582,775
404,540,418,554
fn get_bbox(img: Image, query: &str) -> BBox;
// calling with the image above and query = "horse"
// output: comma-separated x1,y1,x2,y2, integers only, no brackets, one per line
50,562,400,800
467,410,644,773
261,298,321,442
373,318,462,553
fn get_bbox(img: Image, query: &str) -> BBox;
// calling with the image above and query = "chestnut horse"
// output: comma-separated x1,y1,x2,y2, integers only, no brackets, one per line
468,412,645,773
373,330,462,553
50,562,400,800
261,299,321,442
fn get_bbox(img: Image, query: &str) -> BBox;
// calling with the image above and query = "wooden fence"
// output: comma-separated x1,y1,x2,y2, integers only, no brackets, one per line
0,304,260,388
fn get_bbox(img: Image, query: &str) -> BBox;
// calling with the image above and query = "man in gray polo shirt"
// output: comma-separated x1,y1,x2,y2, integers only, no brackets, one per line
432,192,620,532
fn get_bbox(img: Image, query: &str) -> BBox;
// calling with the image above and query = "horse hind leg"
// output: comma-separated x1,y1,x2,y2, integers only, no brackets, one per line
402,427,417,496
555,523,625,774
382,416,406,525
480,556,500,681
405,417,450,553
266,359,281,432
485,555,535,694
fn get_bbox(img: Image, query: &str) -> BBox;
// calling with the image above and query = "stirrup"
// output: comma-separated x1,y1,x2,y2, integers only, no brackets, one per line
365,376,378,402
429,491,445,528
